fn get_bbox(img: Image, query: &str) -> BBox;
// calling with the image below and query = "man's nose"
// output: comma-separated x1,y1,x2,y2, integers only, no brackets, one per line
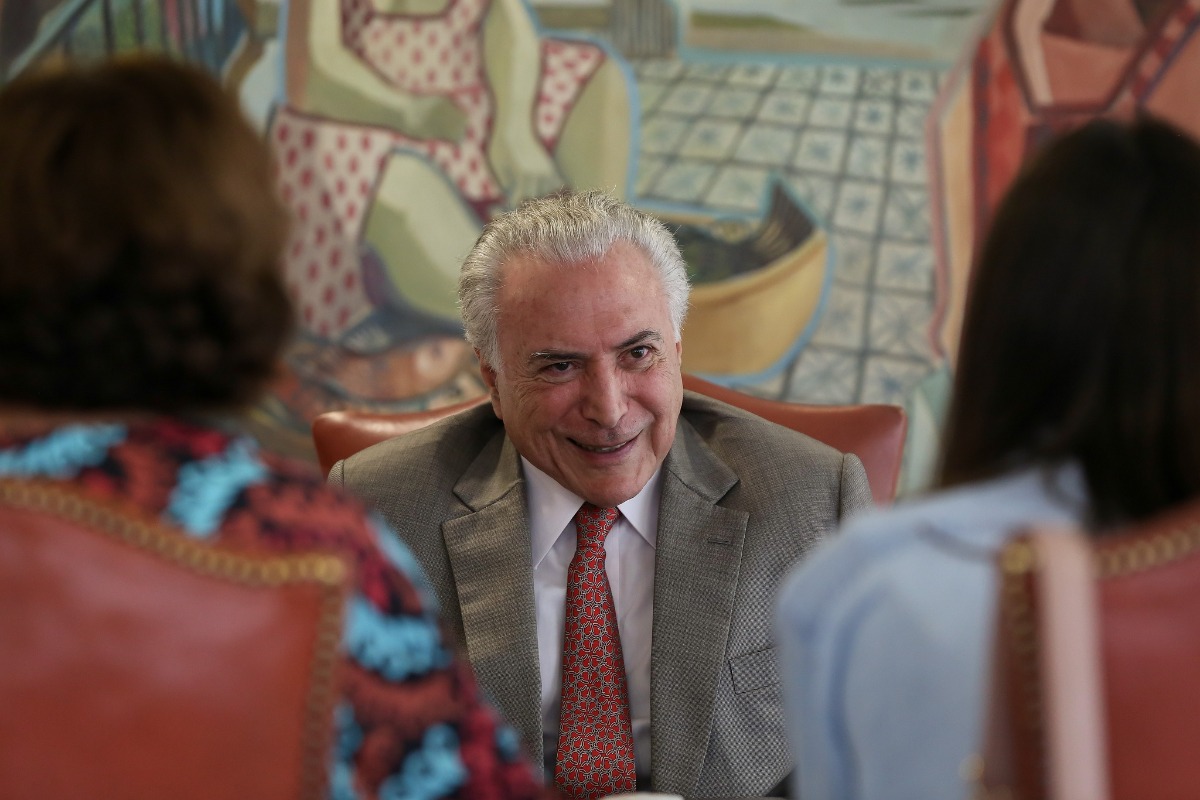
580,367,628,429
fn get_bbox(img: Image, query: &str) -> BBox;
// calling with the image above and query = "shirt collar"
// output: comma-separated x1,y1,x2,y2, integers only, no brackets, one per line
523,456,663,568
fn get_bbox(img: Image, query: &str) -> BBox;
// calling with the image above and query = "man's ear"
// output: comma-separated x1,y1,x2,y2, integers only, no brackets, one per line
477,349,504,420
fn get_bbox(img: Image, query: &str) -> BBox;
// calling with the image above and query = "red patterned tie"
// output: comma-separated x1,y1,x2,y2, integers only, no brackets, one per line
554,503,637,799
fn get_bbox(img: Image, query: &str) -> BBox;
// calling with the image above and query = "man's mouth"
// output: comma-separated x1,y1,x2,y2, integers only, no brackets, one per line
570,436,635,454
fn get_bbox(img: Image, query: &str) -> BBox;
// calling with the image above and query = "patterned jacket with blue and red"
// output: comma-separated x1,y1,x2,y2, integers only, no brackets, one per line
0,417,549,800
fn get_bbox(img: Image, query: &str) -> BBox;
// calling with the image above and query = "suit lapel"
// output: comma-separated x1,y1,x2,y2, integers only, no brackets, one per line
650,418,748,796
442,434,544,768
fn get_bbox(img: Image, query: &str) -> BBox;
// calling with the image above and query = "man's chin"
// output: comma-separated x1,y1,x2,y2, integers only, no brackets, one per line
572,477,645,509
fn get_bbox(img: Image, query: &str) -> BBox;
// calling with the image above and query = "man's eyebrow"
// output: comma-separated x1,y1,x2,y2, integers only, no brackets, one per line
617,329,663,350
525,331,662,365
528,349,585,364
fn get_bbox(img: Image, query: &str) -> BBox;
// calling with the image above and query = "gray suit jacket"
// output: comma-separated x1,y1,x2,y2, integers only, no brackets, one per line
329,390,871,798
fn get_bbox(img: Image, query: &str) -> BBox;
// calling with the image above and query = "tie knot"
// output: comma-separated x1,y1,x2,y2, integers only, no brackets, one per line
574,503,619,550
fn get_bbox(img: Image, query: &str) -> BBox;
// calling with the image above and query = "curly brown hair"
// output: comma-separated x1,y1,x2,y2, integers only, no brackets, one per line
0,55,292,412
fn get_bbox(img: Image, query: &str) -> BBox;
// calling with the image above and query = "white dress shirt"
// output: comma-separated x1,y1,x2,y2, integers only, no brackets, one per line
523,457,660,781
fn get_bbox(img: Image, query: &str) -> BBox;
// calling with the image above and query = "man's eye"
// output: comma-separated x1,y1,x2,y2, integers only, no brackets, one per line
542,362,577,381
629,346,649,359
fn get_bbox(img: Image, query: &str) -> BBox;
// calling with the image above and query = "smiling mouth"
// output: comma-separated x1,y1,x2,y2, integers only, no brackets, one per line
570,436,635,454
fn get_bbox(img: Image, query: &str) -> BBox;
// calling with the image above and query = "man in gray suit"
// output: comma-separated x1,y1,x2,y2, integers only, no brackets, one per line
330,191,870,799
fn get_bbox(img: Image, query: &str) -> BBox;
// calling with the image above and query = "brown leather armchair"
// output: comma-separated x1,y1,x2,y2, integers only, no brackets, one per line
0,480,351,800
981,497,1200,800
312,373,907,504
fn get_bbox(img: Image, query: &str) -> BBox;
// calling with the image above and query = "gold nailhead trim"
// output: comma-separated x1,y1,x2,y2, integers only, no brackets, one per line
1095,521,1200,579
996,537,1046,793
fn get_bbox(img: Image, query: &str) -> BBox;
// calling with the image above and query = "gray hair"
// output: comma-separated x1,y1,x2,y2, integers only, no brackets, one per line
458,190,690,369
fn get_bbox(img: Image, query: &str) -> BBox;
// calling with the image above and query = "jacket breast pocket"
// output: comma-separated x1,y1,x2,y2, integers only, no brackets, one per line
729,646,780,695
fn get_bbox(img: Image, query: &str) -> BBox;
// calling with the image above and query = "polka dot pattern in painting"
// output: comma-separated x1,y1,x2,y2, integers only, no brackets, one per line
273,0,605,338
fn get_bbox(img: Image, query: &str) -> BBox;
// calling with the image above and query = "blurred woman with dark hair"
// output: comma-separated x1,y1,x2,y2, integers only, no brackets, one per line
777,116,1200,800
0,56,545,800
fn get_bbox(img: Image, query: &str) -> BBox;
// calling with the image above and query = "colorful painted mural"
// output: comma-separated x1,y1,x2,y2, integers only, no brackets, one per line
9,0,1197,492
240,0,987,489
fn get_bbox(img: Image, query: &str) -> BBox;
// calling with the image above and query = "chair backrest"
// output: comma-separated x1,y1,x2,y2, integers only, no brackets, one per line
312,373,907,503
681,374,906,503
0,479,350,800
981,497,1200,800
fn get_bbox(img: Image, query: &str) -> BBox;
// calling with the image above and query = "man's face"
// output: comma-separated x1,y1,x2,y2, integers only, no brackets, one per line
480,240,684,508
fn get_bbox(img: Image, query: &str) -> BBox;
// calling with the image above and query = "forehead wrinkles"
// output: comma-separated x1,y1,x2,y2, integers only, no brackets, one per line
494,245,668,348
495,251,627,322
502,249,608,286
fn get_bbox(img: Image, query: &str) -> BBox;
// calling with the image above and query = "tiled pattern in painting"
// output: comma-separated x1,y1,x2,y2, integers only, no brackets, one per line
634,59,943,412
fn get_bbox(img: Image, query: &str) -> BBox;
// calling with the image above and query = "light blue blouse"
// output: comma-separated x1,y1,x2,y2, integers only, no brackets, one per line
777,465,1088,800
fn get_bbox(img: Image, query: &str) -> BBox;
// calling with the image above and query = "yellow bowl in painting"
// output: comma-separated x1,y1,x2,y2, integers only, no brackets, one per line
682,230,827,376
